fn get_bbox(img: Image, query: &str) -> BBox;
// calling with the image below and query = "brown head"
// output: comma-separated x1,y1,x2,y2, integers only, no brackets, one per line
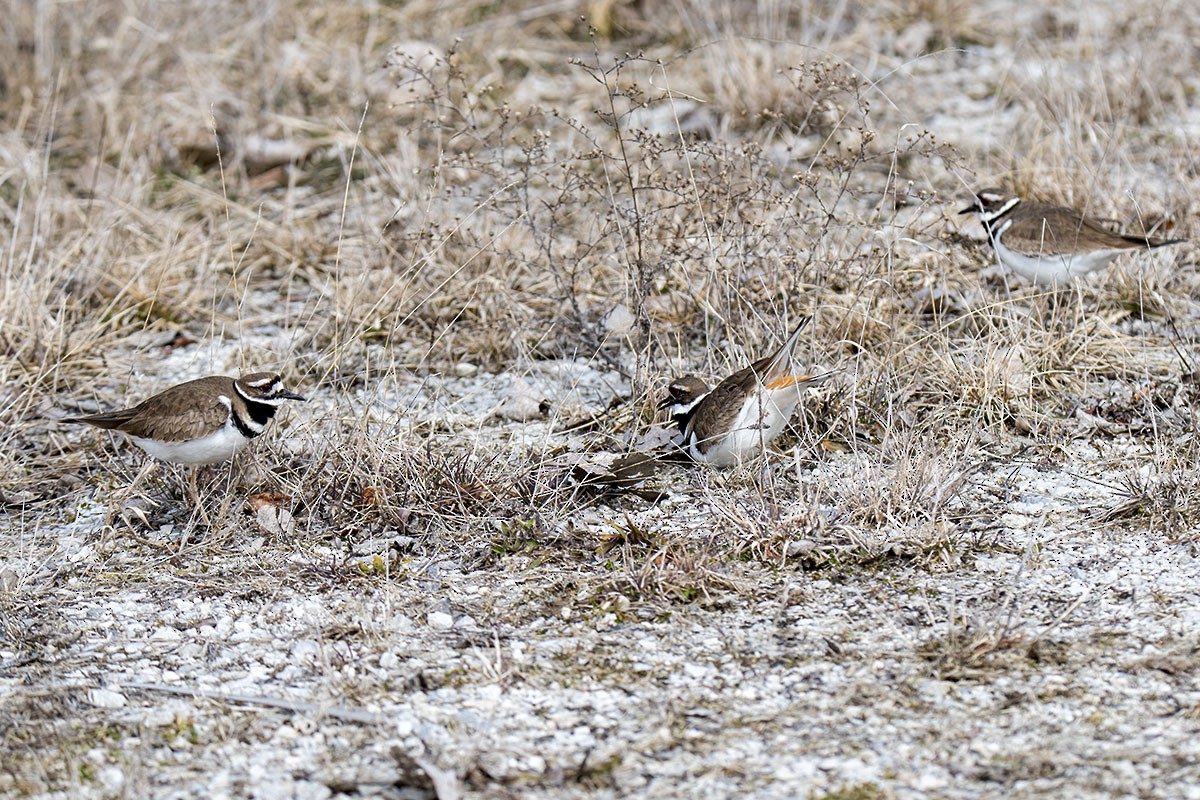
658,376,711,429
959,187,1018,220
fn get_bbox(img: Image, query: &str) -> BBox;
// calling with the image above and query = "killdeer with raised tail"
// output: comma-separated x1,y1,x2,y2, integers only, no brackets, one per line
959,187,1184,287
63,372,305,467
659,318,833,467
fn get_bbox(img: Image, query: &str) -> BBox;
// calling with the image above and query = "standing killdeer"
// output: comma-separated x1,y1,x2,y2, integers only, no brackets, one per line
658,318,833,467
63,373,305,466
959,187,1184,287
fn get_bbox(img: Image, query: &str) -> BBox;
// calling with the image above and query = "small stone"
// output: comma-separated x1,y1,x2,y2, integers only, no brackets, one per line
291,640,320,663
256,505,296,537
427,611,454,629
293,780,332,800
0,566,18,593
602,303,637,336
498,377,549,421
454,362,478,377
87,688,127,709
143,707,176,727
787,540,817,558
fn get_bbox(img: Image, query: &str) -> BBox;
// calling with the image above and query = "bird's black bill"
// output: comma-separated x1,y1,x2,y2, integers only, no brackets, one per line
958,203,981,215
279,390,307,401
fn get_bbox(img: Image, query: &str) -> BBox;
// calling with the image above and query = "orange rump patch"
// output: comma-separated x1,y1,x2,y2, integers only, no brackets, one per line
765,374,814,390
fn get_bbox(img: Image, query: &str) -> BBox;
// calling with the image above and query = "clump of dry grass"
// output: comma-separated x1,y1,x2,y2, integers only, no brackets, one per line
1101,424,1200,539
0,0,1187,510
4,0,1192,576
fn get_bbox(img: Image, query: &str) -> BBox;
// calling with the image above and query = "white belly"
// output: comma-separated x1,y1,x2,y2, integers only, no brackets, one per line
993,237,1122,287
130,421,250,465
690,387,803,467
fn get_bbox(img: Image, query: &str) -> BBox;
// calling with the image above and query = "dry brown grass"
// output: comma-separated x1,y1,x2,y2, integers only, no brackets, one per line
1,0,1195,573
1,0,1193,546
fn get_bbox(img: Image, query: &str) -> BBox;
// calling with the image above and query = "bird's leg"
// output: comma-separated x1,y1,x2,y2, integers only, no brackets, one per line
187,465,201,507
190,466,216,529
177,466,212,552
105,460,160,529
213,457,240,530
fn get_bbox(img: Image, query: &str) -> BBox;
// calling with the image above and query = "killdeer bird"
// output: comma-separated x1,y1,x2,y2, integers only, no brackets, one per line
63,373,305,466
959,187,1184,287
658,318,833,467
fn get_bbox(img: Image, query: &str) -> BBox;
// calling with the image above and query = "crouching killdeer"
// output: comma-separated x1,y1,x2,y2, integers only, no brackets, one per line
658,318,833,467
959,187,1184,287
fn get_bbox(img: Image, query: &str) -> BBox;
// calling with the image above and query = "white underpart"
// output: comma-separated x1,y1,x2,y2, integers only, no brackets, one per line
129,395,253,465
991,217,1123,288
689,385,804,467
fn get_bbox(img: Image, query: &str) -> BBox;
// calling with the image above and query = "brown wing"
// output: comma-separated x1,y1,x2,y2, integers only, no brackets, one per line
688,318,814,448
685,368,756,449
1070,207,1183,249
121,381,232,441
1018,203,1181,254
65,376,235,442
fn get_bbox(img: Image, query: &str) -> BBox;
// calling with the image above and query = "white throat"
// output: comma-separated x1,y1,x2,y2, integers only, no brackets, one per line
979,196,1020,224
668,394,707,419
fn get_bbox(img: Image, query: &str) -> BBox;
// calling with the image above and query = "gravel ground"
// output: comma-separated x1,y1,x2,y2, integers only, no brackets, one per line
6,363,1200,799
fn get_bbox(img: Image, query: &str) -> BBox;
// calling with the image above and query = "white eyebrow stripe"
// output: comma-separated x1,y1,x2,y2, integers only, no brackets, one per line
979,196,1020,223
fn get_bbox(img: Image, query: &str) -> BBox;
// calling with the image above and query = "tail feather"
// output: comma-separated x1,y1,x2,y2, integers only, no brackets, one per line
761,316,811,383
60,410,135,430
1118,232,1185,249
